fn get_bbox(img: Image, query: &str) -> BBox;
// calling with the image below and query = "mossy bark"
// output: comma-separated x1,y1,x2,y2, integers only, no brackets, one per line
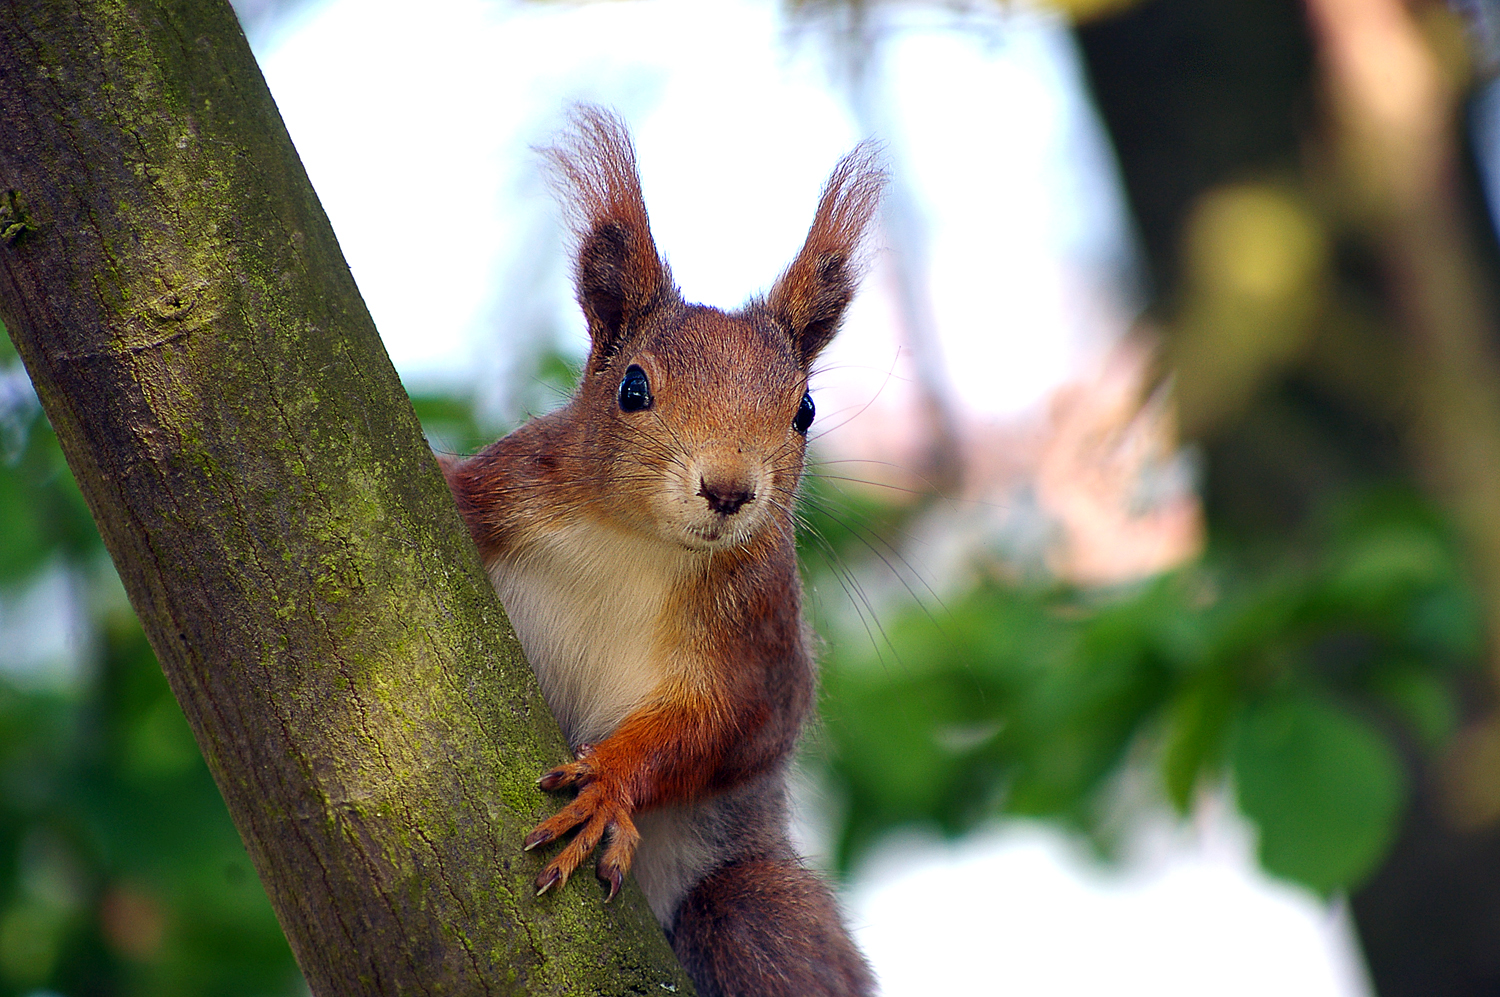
0,1,693,993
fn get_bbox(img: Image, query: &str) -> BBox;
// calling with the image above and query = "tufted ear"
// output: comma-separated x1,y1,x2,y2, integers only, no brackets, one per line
766,144,886,363
545,105,677,374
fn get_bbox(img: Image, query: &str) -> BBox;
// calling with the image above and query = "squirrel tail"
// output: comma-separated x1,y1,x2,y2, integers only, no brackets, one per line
669,856,876,997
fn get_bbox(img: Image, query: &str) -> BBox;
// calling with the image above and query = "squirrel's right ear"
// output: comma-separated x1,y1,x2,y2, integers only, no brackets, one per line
767,144,886,363
546,105,675,373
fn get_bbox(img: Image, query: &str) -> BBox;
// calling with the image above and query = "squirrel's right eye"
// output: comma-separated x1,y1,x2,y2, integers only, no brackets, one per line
618,364,652,412
793,391,815,435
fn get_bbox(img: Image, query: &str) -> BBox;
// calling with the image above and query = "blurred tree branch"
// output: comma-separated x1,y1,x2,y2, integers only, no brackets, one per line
0,1,691,993
1305,0,1500,827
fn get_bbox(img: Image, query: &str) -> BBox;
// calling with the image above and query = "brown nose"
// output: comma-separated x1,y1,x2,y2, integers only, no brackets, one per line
698,478,755,516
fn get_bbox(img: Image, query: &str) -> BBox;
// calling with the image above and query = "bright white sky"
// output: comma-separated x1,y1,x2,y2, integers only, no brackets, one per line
252,1,1374,993
257,0,1135,417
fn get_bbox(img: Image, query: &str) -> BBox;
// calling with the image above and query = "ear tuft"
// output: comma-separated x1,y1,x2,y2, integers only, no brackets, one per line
544,105,675,371
766,143,886,362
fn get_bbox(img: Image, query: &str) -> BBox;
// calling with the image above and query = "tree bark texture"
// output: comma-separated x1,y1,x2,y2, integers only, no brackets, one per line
0,1,694,993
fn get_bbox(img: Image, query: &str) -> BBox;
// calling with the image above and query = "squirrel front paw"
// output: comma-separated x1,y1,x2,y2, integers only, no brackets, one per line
525,747,641,900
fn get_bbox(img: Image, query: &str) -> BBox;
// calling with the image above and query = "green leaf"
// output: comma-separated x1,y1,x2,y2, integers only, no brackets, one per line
1370,667,1458,750
1232,691,1405,893
1329,525,1453,608
1405,588,1484,661
1160,670,1235,812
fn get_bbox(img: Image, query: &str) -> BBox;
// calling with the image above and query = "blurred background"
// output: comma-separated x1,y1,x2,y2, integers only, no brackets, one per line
5,0,1500,993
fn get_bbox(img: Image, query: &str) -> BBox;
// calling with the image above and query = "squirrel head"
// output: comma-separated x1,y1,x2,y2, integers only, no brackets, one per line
545,106,885,552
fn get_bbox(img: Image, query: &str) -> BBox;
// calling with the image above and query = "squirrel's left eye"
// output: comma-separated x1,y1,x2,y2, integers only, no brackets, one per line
793,391,815,435
618,364,652,412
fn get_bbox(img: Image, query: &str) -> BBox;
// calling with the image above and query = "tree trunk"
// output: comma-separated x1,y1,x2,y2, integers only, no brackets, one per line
0,1,693,993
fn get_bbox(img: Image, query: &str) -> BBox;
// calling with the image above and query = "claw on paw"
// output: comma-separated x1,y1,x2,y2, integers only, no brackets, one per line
527,774,639,900
600,865,624,902
537,744,597,791
534,866,564,896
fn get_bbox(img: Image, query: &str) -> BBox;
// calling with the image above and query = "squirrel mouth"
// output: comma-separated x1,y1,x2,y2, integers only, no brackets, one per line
681,521,747,550
687,525,726,544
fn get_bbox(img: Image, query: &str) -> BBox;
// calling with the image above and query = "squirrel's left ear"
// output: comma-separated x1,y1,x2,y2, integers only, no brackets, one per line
766,144,886,363
547,105,676,374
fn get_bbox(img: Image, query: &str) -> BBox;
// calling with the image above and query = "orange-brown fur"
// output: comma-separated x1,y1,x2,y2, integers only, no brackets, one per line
442,106,882,997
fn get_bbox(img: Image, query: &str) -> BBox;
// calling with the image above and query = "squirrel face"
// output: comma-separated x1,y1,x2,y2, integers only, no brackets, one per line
589,306,812,552
546,107,884,555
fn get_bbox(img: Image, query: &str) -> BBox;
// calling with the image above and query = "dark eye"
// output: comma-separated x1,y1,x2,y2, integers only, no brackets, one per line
793,391,815,435
618,364,652,412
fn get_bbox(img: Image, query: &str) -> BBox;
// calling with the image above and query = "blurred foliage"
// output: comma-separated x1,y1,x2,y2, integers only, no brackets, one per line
412,345,581,461
1071,18,1500,983
0,322,303,997
802,477,1481,896
409,392,492,460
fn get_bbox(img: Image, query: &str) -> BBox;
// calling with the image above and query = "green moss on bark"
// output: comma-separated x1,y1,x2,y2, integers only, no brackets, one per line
0,0,693,993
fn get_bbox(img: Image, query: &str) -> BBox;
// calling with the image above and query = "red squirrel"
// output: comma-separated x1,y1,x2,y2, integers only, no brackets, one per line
441,106,882,997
